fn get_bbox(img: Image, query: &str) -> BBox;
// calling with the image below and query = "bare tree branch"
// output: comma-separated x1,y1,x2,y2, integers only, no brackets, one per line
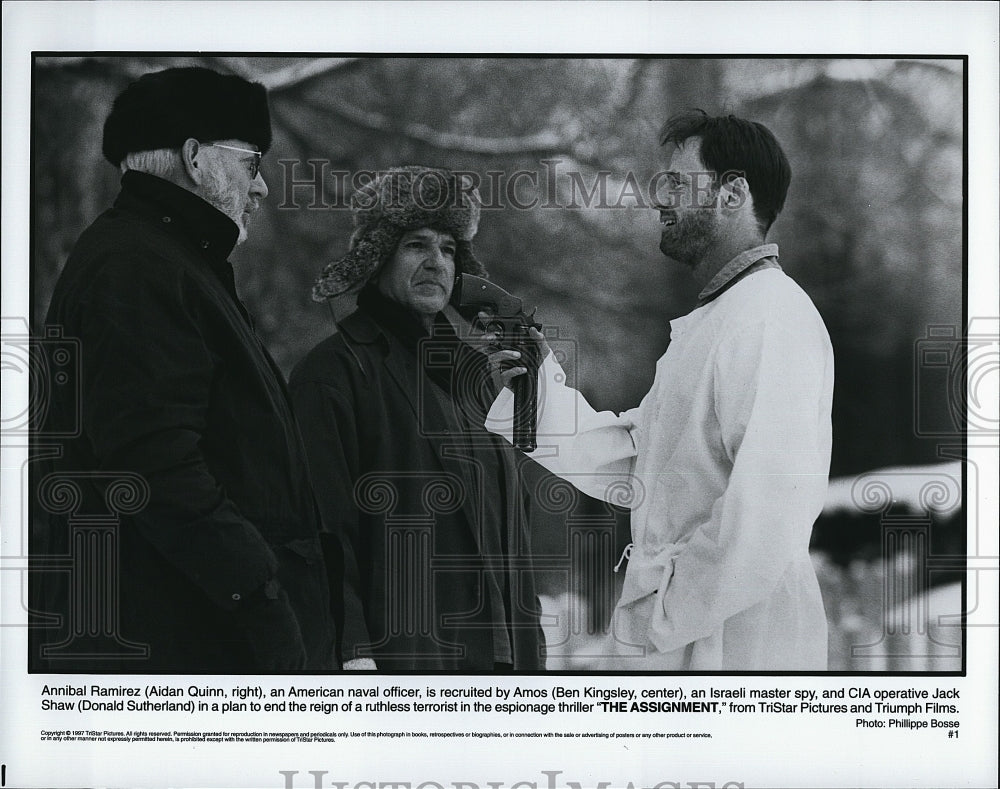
211,57,259,81
35,55,594,160
34,55,205,76
609,59,649,117
34,55,361,90
320,96,568,155
257,58,363,91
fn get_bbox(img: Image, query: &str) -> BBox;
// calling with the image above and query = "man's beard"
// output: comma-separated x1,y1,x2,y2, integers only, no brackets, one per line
659,208,717,269
202,168,250,244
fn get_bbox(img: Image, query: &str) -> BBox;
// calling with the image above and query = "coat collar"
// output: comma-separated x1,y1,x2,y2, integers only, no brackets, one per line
116,170,240,262
338,296,433,425
340,287,456,350
697,243,781,305
339,305,384,345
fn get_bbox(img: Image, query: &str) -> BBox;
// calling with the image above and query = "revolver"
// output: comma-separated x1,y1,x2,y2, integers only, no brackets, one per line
451,273,542,452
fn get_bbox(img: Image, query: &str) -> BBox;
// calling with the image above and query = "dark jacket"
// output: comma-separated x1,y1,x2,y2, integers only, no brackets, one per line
289,290,545,671
31,171,339,673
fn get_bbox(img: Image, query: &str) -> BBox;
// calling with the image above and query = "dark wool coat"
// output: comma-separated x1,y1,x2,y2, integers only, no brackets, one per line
30,171,339,673
289,293,545,671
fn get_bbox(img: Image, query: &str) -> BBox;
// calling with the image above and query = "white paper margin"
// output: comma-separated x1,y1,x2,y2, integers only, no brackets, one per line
2,3,998,788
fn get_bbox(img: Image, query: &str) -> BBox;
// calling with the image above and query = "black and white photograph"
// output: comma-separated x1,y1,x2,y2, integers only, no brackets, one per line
21,53,968,675
2,3,997,788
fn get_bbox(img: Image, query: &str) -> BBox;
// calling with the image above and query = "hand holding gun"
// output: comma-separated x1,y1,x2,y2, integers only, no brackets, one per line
451,273,544,452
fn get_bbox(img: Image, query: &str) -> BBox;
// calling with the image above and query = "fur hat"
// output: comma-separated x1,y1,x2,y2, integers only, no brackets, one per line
102,66,272,167
312,166,487,300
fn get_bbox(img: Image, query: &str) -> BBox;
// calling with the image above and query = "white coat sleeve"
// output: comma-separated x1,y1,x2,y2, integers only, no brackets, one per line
646,312,833,653
485,350,640,505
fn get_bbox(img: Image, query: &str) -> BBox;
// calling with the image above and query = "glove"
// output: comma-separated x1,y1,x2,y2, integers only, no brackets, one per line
343,657,377,670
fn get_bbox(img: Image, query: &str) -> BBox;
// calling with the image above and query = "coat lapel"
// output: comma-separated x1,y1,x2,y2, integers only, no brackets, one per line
376,328,486,551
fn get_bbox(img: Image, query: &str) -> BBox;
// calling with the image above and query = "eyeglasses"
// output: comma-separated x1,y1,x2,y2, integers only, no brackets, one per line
207,143,262,179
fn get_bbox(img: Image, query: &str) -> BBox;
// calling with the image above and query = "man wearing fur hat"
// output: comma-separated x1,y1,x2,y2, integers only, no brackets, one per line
31,67,338,672
290,167,545,671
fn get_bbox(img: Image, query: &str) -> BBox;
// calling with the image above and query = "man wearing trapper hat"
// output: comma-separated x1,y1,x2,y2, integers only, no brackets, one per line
290,166,545,671
31,66,338,672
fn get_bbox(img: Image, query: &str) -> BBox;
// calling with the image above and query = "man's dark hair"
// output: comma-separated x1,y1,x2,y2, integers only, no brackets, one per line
659,109,791,234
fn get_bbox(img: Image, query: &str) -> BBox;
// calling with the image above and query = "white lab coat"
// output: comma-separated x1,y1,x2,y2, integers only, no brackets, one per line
487,267,834,669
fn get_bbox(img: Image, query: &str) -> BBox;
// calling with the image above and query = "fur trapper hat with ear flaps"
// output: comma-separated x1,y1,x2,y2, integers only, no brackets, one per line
102,66,272,167
312,166,487,300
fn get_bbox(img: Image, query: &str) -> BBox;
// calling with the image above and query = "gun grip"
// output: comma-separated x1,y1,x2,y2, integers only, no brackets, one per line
511,332,541,452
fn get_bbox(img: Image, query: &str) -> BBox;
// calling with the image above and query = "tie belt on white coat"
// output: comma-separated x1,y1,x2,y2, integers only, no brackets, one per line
613,541,683,607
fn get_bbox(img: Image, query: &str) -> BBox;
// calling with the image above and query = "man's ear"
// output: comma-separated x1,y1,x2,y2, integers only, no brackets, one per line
719,173,752,211
180,138,204,185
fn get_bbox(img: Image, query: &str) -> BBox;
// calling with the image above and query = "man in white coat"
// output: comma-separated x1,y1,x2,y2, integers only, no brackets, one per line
487,110,834,670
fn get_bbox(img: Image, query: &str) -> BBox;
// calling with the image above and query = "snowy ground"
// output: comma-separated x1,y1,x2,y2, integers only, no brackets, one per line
540,462,965,671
